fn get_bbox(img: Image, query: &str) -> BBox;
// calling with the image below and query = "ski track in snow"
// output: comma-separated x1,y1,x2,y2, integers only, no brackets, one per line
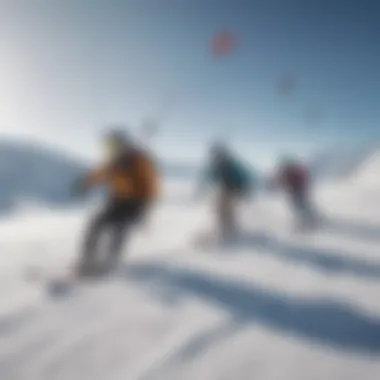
1,179,380,379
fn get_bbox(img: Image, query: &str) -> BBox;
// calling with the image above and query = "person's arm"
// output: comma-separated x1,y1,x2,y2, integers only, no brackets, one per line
71,164,109,197
134,155,159,202
84,165,110,187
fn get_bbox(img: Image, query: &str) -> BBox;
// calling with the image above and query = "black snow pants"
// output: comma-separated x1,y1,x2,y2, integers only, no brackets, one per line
79,199,146,272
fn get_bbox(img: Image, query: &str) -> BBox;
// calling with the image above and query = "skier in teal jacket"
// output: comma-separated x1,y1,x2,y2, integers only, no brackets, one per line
198,142,257,241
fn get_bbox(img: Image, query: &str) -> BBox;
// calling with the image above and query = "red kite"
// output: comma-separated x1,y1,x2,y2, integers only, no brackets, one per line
211,31,236,55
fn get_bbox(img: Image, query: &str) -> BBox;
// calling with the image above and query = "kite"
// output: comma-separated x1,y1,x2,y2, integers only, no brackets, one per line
210,31,236,56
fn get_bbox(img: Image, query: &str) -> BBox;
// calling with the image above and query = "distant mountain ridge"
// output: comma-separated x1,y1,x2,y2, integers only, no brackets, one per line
0,140,87,212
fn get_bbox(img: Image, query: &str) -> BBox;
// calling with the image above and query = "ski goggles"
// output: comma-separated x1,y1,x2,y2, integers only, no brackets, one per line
102,140,121,159
104,137,122,151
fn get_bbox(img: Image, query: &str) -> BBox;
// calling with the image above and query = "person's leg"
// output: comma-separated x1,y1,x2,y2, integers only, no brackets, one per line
77,207,112,274
216,191,226,239
289,193,303,229
302,196,318,227
217,190,236,242
291,193,316,229
105,200,144,269
104,220,129,270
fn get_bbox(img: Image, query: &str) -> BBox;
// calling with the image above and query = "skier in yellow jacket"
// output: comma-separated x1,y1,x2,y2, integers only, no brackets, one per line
73,129,158,276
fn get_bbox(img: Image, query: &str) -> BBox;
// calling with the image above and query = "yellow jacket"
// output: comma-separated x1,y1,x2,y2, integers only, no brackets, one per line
85,149,158,201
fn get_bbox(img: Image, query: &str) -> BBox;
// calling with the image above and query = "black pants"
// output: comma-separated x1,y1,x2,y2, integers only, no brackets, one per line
80,199,145,268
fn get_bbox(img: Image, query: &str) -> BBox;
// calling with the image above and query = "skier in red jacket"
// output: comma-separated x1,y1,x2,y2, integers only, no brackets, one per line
274,156,317,230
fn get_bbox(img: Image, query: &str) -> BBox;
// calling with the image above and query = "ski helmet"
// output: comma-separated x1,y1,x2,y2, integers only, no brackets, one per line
278,154,297,166
210,140,229,157
103,127,131,150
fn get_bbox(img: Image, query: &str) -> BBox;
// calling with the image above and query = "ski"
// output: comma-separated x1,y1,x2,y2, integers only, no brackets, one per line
23,264,81,297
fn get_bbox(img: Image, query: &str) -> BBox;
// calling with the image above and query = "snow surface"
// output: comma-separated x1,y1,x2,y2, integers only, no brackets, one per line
1,175,380,380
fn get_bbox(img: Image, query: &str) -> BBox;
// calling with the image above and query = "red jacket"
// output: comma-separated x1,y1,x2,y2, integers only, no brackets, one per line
278,163,308,196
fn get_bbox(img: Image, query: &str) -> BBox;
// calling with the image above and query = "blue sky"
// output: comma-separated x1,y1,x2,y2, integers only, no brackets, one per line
1,0,379,167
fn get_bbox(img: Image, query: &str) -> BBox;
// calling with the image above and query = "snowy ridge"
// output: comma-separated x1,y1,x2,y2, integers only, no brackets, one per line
0,140,86,213
349,149,380,188
308,145,375,182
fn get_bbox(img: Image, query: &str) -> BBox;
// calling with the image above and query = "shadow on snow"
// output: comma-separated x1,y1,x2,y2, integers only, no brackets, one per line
225,231,380,280
124,261,380,355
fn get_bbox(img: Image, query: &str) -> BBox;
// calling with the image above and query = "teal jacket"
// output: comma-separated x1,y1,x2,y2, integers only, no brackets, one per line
199,155,256,195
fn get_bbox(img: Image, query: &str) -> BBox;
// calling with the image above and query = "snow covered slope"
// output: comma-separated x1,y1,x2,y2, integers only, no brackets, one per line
348,149,380,188
317,146,380,208
308,145,375,182
1,174,380,380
